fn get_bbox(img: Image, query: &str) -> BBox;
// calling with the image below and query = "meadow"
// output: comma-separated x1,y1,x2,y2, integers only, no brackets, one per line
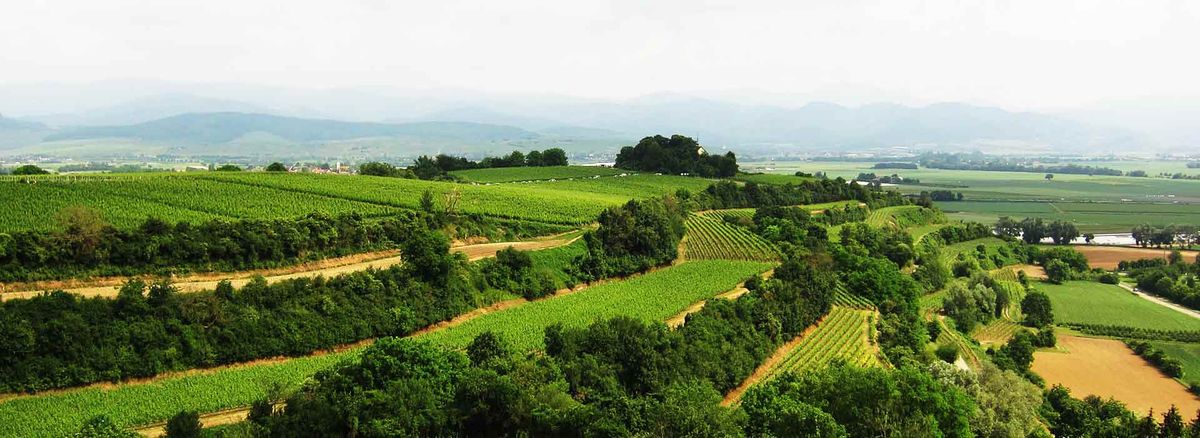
417,260,773,350
1038,281,1200,332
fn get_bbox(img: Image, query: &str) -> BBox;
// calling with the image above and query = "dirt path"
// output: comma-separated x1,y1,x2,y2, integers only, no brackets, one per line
721,313,827,406
0,235,581,301
666,269,774,328
134,405,268,437
1119,283,1200,320
1033,334,1200,415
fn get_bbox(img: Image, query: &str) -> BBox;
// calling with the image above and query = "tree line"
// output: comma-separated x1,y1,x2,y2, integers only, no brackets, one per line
356,148,569,180
995,216,1081,245
1132,224,1200,248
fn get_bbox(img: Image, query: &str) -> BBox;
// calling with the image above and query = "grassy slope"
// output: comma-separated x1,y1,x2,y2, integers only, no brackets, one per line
1039,281,1200,332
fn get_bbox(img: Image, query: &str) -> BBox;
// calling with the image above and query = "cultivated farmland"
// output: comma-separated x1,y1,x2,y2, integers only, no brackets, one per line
764,306,882,379
682,214,778,262
1039,281,1200,332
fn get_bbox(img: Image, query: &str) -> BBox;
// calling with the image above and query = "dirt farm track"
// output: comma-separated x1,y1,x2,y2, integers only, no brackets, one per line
1032,335,1200,415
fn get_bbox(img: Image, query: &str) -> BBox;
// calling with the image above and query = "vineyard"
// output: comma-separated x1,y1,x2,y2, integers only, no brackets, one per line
682,214,778,262
762,306,882,381
417,260,773,351
449,165,623,183
0,172,721,231
865,205,943,228
0,350,350,437
696,200,863,222
832,289,876,310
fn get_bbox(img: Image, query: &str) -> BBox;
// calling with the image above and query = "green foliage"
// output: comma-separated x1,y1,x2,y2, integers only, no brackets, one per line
743,364,974,438
740,394,848,437
764,306,882,380
264,162,287,172
213,164,241,172
574,197,685,280
450,165,621,183
1040,281,1200,332
615,134,738,177
935,342,959,363
682,213,778,262
74,415,139,438
1127,340,1185,378
942,282,997,332
165,411,201,438
1020,291,1054,328
357,161,414,178
11,164,50,175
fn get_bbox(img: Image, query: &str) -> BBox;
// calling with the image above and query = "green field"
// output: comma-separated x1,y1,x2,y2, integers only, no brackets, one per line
0,172,716,231
1038,281,1200,332
1147,341,1200,387
682,214,778,262
0,351,349,437
449,165,623,183
742,161,1200,233
734,173,816,185
764,306,881,381
417,260,772,350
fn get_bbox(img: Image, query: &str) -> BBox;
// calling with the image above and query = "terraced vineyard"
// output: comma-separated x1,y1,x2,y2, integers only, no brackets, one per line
833,288,876,310
764,306,882,380
418,260,773,351
682,214,778,262
974,319,1025,346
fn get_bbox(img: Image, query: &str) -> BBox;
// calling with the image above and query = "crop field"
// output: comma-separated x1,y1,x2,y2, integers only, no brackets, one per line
743,161,1200,233
417,260,773,351
0,351,350,437
1033,335,1200,415
832,289,876,310
763,306,881,381
733,173,816,185
1147,341,1200,387
449,165,623,183
1039,281,1200,332
682,214,778,262
974,319,1025,346
1071,246,1200,270
866,205,940,228
0,175,408,232
941,201,1200,233
520,174,714,199
697,200,862,222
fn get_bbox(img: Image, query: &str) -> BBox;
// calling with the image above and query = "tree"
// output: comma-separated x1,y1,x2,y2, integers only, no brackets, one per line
55,206,108,263
265,162,287,172
1170,250,1184,265
541,148,568,166
1044,259,1070,284
1045,173,1054,181
214,164,242,171
1021,291,1054,328
358,161,412,178
467,331,511,366
11,164,50,175
411,155,443,180
165,410,201,438
1084,233,1095,244
1163,405,1186,438
524,150,543,166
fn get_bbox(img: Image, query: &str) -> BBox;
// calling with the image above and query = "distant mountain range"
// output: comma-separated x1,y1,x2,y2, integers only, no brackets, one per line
0,89,1162,159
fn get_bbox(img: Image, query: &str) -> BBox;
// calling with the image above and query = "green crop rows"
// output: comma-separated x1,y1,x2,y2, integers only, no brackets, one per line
682,214,778,262
1040,281,1200,332
832,289,876,310
765,306,881,381
449,165,622,183
417,260,773,351
0,351,350,437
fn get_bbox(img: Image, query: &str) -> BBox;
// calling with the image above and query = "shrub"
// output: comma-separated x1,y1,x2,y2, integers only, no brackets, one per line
936,343,959,363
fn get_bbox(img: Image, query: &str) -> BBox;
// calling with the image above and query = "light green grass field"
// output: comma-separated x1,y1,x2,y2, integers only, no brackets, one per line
1038,281,1200,332
939,201,1200,233
449,166,622,183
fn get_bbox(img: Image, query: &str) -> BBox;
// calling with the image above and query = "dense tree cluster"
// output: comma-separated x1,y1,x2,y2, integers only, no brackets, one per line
0,211,419,282
1041,385,1200,437
615,135,738,177
1132,224,1200,248
994,216,1079,244
356,161,416,178
0,226,475,392
855,172,920,185
1127,256,1200,311
687,179,908,212
409,148,568,180
573,197,685,281
10,164,50,175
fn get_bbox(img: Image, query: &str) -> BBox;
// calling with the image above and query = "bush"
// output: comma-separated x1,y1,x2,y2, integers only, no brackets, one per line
1098,272,1120,284
1033,328,1056,348
1021,291,1054,328
165,410,201,438
936,342,959,363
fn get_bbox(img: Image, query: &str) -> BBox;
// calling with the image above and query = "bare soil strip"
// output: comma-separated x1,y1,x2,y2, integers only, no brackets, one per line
1032,334,1200,415
1003,264,1047,280
666,269,774,328
1072,246,1199,270
0,235,581,301
134,405,267,437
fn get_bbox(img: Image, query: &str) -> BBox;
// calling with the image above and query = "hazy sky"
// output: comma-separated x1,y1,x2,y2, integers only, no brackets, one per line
2,0,1198,110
